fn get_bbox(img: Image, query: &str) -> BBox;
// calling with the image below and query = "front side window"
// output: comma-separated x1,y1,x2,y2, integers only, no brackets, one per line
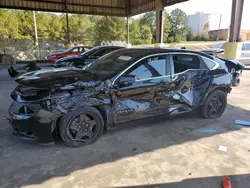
125,55,167,80
172,54,203,74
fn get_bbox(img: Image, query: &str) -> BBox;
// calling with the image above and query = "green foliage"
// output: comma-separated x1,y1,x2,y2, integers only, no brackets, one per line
186,28,195,41
169,8,187,42
163,12,172,43
139,11,156,43
0,8,199,45
17,11,33,39
140,25,153,44
129,19,153,45
93,16,126,45
0,9,20,39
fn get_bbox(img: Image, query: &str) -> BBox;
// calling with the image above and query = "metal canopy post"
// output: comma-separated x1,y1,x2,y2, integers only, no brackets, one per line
32,11,39,59
126,0,130,45
65,0,70,44
155,0,164,44
229,0,244,42
235,0,244,41
126,16,130,44
224,0,244,60
33,11,38,46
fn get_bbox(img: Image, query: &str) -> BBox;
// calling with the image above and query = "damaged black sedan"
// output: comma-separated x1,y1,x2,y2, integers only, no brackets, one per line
8,48,233,147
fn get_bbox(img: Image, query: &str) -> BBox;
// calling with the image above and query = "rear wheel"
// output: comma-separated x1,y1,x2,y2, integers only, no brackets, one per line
232,78,240,87
200,90,227,119
59,106,104,147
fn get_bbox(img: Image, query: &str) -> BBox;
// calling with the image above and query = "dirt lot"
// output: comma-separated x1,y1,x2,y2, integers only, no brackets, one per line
1,66,250,188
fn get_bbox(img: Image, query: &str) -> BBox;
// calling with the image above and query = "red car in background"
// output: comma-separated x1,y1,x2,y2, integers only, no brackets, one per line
46,46,92,64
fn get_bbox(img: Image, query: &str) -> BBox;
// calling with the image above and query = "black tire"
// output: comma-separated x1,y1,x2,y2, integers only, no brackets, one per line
59,106,104,147
232,78,240,87
200,90,227,119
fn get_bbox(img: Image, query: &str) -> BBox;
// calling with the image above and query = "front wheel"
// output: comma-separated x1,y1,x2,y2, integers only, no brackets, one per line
59,106,104,147
200,90,227,119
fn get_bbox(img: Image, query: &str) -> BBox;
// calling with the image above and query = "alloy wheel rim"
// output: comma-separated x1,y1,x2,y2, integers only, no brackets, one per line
67,113,97,142
208,95,224,117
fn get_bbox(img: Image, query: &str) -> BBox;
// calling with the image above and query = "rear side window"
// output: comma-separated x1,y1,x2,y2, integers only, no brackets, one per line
201,57,217,69
172,54,203,74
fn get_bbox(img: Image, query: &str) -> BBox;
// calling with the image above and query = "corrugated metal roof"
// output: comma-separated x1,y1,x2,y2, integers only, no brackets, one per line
0,0,188,16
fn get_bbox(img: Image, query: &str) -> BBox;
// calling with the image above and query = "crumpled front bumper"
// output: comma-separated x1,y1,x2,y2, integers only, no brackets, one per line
8,101,59,144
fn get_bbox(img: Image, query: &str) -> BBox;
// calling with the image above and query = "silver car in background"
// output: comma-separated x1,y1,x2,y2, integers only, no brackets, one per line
212,42,250,65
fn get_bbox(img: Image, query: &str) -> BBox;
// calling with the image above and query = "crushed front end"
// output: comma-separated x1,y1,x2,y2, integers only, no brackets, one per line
8,85,61,145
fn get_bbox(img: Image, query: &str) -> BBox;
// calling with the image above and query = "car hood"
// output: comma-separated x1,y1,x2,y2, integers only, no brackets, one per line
15,68,101,89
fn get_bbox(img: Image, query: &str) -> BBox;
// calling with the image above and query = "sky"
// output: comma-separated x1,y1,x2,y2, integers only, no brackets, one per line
163,0,250,30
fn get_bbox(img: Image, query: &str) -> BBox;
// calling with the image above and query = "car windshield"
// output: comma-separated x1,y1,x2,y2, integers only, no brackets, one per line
64,47,78,52
80,46,101,56
85,50,137,80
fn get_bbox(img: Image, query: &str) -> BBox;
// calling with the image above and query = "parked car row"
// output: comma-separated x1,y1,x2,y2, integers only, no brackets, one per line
6,46,245,147
54,46,124,68
46,45,92,64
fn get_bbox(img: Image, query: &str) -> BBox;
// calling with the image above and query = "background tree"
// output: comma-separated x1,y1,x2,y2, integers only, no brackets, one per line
163,11,172,43
129,19,141,44
186,27,195,41
140,25,153,44
36,12,51,39
0,8,205,46
201,22,210,41
93,16,126,45
139,11,156,42
17,11,33,39
0,9,20,40
169,8,187,42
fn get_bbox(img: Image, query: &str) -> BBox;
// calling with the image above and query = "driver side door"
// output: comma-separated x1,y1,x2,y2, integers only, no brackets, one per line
113,54,172,124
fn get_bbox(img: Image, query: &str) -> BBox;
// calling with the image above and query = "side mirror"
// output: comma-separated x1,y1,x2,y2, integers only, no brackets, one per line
118,74,135,86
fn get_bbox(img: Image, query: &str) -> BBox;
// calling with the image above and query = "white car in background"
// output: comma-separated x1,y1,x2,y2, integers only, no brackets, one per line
212,42,250,65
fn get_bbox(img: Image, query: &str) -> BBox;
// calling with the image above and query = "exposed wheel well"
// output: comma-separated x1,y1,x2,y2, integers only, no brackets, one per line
93,106,108,130
200,86,230,106
215,86,231,94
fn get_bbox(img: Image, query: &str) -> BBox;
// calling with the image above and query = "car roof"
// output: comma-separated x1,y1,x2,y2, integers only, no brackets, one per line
73,45,92,48
113,47,213,60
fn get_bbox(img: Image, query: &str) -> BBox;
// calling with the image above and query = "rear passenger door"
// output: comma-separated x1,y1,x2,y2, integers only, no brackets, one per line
168,53,210,115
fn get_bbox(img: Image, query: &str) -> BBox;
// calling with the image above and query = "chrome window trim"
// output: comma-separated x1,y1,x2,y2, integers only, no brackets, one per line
133,75,171,82
112,53,170,85
169,52,220,71
113,52,218,85
171,68,207,77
